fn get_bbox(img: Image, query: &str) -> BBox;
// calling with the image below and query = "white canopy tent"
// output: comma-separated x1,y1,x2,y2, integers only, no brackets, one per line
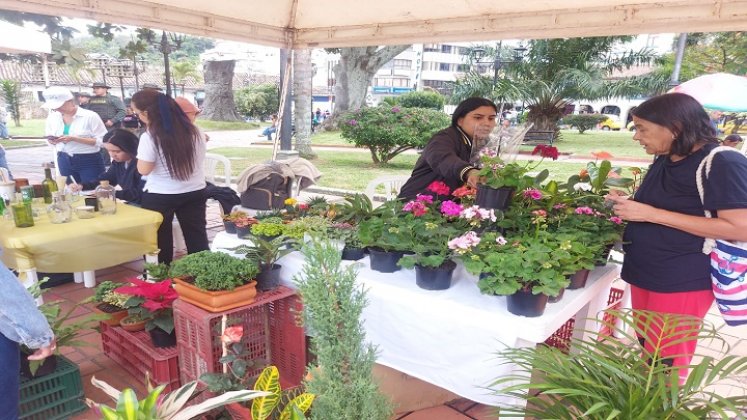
0,20,51,54
1,0,746,48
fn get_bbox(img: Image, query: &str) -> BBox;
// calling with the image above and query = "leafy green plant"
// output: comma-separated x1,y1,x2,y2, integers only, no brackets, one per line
477,147,554,190
250,217,286,238
116,279,177,333
169,251,259,291
0,79,22,126
234,83,279,120
339,105,450,164
392,90,446,110
86,373,267,420
357,200,413,252
334,194,374,225
144,262,171,281
94,281,120,303
222,210,248,222
493,310,747,419
328,222,362,249
199,325,261,393
251,366,314,420
102,292,131,309
229,235,296,268
284,216,331,240
561,114,609,134
255,210,284,220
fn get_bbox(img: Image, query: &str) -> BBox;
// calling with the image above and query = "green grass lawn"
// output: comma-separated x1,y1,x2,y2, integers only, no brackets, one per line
195,120,260,131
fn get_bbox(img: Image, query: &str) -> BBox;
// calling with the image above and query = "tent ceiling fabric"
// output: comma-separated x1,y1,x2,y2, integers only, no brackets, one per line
0,20,51,54
2,0,747,48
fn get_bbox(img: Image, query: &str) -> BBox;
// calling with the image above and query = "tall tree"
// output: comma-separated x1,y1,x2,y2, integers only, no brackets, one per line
331,45,410,114
656,31,747,81
293,48,316,159
201,60,242,121
170,60,202,96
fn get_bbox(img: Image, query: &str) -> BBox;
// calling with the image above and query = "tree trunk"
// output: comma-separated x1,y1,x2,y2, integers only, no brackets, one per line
293,49,316,159
333,45,410,114
201,60,242,121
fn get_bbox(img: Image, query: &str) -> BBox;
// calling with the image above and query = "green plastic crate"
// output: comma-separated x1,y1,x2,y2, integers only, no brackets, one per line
19,355,87,420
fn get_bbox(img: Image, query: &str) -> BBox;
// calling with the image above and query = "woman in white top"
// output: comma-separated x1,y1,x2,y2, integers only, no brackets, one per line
131,90,209,264
42,86,107,184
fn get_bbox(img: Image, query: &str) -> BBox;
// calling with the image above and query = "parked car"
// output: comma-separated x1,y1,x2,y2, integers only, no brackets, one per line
599,115,622,131
722,119,747,135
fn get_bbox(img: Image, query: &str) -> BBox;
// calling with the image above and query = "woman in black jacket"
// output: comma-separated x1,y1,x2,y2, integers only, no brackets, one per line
398,97,497,200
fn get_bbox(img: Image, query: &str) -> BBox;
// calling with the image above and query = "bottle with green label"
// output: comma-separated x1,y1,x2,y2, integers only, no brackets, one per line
41,163,58,204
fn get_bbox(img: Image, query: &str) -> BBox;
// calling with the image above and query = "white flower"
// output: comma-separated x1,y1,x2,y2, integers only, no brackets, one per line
573,182,592,192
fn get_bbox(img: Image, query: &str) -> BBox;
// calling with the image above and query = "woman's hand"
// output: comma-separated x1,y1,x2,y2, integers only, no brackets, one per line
465,169,480,189
606,194,660,222
68,183,83,193
27,339,56,361
56,135,75,144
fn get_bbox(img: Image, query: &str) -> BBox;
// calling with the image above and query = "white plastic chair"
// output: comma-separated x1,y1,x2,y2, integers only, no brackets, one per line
204,153,232,187
365,175,409,202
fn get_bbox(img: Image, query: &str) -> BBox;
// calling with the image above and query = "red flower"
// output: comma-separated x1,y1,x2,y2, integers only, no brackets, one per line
452,185,476,198
221,325,244,344
531,144,559,160
427,181,451,196
115,278,177,312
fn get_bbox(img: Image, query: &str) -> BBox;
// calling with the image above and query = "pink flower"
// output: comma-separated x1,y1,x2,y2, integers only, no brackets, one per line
459,205,496,222
553,203,566,209
403,200,428,217
391,106,401,113
480,148,497,158
522,188,543,200
609,216,623,225
448,231,481,251
298,203,309,210
427,181,451,196
532,209,547,217
574,206,594,215
440,200,463,217
496,236,507,246
221,325,244,344
415,194,434,204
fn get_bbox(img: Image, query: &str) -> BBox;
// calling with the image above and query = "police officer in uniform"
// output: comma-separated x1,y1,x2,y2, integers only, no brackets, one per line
87,82,126,165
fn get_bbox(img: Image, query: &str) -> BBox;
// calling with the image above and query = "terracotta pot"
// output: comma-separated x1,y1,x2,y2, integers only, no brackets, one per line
94,303,129,326
172,277,258,313
120,315,147,332
225,402,251,420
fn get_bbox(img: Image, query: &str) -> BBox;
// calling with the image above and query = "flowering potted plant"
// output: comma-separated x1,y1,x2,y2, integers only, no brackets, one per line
475,145,558,210
90,280,131,326
234,214,259,238
115,278,179,348
397,183,491,290
222,210,248,234
457,230,570,317
358,200,413,273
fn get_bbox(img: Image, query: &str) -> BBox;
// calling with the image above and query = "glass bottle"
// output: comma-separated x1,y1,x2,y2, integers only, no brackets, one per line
46,192,72,224
41,163,58,204
95,180,117,215
11,193,34,228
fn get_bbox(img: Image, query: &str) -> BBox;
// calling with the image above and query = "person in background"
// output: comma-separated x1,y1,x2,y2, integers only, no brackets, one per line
87,82,126,131
258,114,278,141
141,83,163,92
709,110,723,133
174,97,209,142
132,90,209,264
606,93,747,383
70,129,144,204
722,133,743,148
0,105,10,139
43,86,107,184
0,258,55,419
0,143,10,180
76,92,91,109
398,97,498,200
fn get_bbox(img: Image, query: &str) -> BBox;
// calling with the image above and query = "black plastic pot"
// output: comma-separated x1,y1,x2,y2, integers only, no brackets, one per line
415,261,456,290
256,263,282,291
235,225,251,239
341,247,366,261
568,269,590,290
595,244,614,266
369,248,404,273
149,327,177,348
223,220,237,234
548,287,565,303
20,353,57,378
476,185,515,211
506,289,549,317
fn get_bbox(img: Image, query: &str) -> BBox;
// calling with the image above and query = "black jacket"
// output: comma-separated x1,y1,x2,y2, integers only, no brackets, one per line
82,159,144,204
398,126,475,200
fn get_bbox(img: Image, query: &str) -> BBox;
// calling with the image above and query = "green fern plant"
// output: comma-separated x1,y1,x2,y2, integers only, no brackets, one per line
492,309,747,419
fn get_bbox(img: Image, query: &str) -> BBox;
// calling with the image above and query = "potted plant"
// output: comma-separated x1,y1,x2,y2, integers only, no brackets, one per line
284,215,333,243
250,217,286,242
459,231,570,317
169,250,260,312
234,215,259,238
119,312,149,332
492,310,747,418
230,235,295,291
334,193,374,226
90,280,131,326
222,210,248,234
282,197,310,221
331,222,365,260
115,278,178,348
475,145,558,210
358,200,415,273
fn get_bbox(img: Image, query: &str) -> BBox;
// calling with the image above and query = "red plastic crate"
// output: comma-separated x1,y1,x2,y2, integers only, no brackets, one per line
100,323,181,392
174,286,306,389
544,286,627,353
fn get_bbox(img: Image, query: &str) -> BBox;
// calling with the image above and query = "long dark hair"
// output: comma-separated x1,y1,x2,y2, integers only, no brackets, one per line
131,90,200,181
631,93,719,156
451,97,498,128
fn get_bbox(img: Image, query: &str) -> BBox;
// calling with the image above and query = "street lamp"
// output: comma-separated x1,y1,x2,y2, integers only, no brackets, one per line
471,42,527,115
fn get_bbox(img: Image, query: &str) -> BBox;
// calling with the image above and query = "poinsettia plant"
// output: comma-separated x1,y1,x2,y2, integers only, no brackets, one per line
115,278,178,333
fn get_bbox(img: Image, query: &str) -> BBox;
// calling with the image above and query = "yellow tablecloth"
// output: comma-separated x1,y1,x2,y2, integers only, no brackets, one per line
0,203,163,272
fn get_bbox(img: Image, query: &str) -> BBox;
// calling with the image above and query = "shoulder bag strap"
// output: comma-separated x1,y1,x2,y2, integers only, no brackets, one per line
696,145,744,254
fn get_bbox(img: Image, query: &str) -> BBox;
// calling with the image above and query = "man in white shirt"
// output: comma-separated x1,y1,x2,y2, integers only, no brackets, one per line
42,87,107,184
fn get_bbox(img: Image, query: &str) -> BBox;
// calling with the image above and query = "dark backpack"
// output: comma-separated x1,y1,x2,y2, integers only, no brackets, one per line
240,172,290,210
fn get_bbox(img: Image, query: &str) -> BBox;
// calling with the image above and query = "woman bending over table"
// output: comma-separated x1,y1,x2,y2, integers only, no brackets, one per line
131,90,209,264
43,86,107,184
398,97,497,200
606,93,747,382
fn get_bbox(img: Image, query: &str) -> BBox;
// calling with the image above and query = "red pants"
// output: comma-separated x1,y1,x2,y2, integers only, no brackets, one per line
629,284,714,381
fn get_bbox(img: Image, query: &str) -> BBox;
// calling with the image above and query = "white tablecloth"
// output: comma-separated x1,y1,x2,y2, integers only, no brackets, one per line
212,232,620,406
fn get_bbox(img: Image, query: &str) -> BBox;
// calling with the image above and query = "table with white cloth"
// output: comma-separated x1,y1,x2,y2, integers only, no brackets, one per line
211,231,620,407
